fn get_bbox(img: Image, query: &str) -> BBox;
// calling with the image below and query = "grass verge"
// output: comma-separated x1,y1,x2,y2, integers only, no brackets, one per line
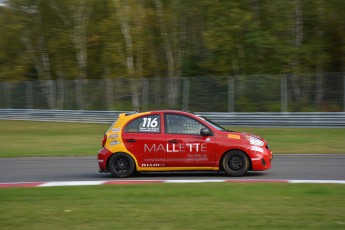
0,120,109,157
238,127,345,154
0,183,344,229
0,120,344,157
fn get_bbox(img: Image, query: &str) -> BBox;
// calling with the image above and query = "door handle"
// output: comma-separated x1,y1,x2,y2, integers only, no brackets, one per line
126,139,136,143
168,139,179,143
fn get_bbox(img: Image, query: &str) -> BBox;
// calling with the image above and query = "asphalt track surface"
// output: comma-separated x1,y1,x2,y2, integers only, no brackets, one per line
0,154,344,183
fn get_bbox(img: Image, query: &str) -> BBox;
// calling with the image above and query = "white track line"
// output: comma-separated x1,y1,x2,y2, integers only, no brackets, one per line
38,181,105,187
289,180,345,184
164,179,226,183
1,179,345,188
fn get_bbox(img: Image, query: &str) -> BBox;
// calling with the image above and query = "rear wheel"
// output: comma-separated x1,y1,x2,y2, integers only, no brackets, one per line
222,150,249,177
108,153,135,178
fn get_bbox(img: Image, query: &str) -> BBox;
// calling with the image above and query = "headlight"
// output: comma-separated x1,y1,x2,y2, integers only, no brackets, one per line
246,136,264,147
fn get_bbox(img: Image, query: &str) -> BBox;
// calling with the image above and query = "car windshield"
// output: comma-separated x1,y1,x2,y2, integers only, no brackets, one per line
198,116,227,131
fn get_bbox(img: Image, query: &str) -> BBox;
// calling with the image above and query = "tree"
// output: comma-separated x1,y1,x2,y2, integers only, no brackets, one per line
0,3,28,81
49,0,93,109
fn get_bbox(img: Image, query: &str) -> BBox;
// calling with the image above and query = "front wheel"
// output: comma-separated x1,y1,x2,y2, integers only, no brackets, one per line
222,150,249,177
108,153,135,178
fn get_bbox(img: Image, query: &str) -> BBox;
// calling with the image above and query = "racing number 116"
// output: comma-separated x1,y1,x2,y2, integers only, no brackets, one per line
142,117,158,128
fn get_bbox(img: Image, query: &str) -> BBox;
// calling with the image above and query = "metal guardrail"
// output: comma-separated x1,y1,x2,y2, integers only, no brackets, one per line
200,112,345,128
0,109,127,124
0,109,345,127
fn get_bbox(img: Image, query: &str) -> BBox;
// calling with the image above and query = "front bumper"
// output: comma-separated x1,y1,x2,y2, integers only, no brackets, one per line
249,146,273,171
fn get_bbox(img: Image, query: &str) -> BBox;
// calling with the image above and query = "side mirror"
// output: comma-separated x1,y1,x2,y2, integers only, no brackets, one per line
200,128,211,136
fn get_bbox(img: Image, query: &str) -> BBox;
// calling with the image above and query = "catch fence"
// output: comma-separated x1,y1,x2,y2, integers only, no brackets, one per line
0,74,344,112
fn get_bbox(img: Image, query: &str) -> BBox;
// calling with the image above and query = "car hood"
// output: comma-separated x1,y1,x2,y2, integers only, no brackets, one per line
219,130,266,142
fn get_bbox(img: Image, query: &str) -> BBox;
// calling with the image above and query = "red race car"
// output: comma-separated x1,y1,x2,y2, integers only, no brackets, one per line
98,110,272,177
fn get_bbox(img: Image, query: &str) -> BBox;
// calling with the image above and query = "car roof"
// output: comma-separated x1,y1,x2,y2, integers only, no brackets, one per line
118,110,197,120
145,110,195,115
120,110,194,118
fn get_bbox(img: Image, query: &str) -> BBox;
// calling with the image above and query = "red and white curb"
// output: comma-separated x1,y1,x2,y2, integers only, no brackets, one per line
0,179,345,188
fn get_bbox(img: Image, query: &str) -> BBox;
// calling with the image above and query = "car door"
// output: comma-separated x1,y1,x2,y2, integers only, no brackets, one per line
164,113,216,167
122,113,166,167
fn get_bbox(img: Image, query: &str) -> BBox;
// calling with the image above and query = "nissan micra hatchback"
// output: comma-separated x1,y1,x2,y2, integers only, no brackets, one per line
98,110,272,177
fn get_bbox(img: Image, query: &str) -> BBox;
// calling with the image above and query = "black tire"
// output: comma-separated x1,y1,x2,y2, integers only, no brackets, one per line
222,150,249,177
108,153,135,178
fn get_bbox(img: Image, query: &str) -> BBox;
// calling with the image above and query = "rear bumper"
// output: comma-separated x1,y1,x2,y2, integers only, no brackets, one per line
97,147,112,171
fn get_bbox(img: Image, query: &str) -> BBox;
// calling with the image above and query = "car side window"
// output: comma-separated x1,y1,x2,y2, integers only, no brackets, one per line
125,115,160,133
166,114,206,135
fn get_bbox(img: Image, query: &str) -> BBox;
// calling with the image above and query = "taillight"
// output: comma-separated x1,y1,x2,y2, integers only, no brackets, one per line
101,134,107,147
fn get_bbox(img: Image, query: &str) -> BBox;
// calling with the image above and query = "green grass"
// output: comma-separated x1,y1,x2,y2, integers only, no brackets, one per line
0,120,344,157
0,120,109,157
237,127,345,154
0,183,344,229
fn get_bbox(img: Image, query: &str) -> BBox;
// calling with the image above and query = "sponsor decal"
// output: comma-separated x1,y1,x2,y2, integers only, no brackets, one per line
187,153,209,161
110,141,121,146
228,134,240,139
167,157,208,162
108,134,119,139
251,146,264,153
141,163,163,167
139,127,160,132
144,143,207,153
111,128,121,132
144,158,166,162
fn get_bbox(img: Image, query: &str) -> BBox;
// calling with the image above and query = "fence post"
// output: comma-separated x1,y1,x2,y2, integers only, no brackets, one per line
281,74,288,112
75,80,83,110
228,76,234,112
142,78,149,111
4,82,11,108
343,74,345,112
105,79,113,111
56,77,64,110
0,82,4,108
25,81,33,109
46,80,56,109
154,77,161,106
182,78,189,111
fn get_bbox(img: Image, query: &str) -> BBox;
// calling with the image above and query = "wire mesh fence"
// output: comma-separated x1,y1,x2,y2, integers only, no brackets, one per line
0,73,344,112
